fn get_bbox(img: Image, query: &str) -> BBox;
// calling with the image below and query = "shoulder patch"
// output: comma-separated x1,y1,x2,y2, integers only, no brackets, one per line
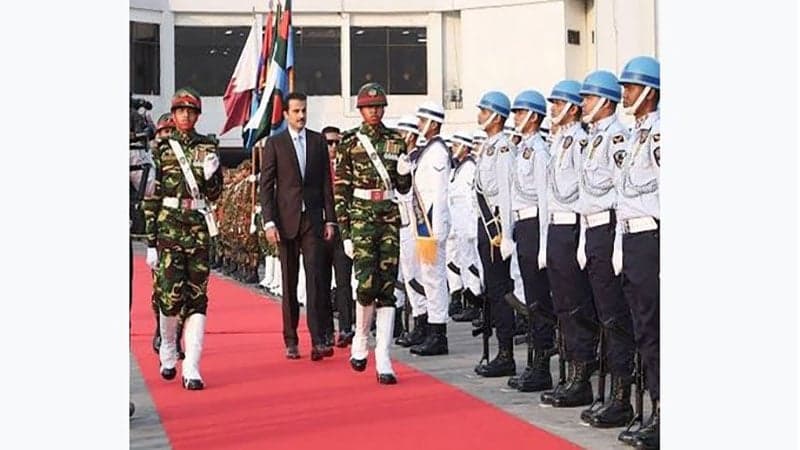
612,134,625,144
653,147,660,166
499,146,509,153
487,146,495,156
614,150,626,168
639,129,650,144
652,133,660,143
563,136,574,149
592,135,603,148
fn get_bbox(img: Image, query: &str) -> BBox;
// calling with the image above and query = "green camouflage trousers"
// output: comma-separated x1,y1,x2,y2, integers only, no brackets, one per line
350,208,400,307
154,210,211,316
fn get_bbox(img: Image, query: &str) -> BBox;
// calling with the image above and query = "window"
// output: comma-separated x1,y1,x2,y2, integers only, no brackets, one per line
175,26,250,96
130,22,160,95
293,27,341,95
350,27,427,95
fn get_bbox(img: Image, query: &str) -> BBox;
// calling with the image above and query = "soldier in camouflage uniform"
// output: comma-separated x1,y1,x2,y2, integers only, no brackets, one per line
143,87,224,391
335,83,412,385
148,113,185,360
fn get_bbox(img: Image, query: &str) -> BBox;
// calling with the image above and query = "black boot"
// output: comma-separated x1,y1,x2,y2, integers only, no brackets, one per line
551,360,594,408
395,313,428,347
540,360,573,406
475,347,516,377
590,375,634,428
453,291,482,322
448,289,463,317
244,266,259,284
515,349,553,392
631,400,659,449
410,323,448,356
222,259,234,276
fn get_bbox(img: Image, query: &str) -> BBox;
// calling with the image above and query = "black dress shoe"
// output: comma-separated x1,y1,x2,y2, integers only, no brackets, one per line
322,345,334,357
311,346,325,361
336,331,354,348
350,358,367,372
160,367,177,380
377,373,397,385
286,345,300,360
183,378,204,390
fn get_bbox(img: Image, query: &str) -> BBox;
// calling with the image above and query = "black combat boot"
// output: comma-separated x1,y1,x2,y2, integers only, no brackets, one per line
551,360,594,407
410,323,448,356
453,291,482,322
475,347,516,377
540,360,573,406
222,258,234,276
515,349,553,392
631,400,659,449
590,375,634,428
448,289,463,317
395,313,428,347
513,313,528,337
244,266,260,284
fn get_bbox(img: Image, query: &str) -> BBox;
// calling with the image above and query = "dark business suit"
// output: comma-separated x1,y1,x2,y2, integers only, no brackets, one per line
260,128,336,348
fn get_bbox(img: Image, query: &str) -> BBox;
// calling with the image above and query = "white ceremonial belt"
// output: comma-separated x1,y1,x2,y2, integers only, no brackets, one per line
513,206,539,221
162,197,206,210
353,188,393,201
583,210,611,228
550,211,578,225
622,216,659,234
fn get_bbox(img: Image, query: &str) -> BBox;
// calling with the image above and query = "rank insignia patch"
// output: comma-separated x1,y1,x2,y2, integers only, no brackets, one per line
612,134,625,144
563,136,574,149
653,147,660,166
593,135,604,148
523,148,532,159
487,146,495,156
653,133,660,143
639,130,650,144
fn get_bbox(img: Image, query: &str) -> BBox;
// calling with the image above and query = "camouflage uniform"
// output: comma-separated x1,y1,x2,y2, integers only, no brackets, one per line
336,83,411,383
143,88,223,389
335,124,410,307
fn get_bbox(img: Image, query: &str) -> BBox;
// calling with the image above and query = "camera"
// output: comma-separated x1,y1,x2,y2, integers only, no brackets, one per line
130,96,153,111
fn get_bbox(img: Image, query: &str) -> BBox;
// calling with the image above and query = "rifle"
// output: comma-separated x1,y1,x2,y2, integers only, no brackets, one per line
621,351,646,439
472,294,492,367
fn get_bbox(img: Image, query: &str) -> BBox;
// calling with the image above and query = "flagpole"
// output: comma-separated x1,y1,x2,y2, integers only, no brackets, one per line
249,5,259,234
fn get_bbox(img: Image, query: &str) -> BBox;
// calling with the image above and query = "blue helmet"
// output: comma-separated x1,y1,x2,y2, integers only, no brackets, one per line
511,90,547,116
547,80,583,105
580,70,621,103
619,56,660,90
477,91,511,117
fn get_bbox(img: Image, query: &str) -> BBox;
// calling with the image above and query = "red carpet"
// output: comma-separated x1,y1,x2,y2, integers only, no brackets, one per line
131,257,579,450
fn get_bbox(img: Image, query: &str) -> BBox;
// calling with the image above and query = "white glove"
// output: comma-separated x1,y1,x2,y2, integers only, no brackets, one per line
500,238,514,261
538,244,547,269
612,242,623,276
396,154,411,176
343,239,354,259
146,247,159,271
203,153,220,180
576,221,587,270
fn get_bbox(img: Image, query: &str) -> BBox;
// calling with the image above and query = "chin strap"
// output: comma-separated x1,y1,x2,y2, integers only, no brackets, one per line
582,98,606,124
624,86,651,116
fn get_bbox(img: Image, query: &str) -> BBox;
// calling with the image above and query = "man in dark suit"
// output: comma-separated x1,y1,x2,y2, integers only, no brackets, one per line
260,92,337,361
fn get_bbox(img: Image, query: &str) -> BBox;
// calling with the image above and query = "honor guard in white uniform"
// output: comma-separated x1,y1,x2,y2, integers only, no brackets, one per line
614,56,660,450
539,80,600,408
447,131,484,323
504,90,558,393
392,115,430,349
575,70,638,429
408,101,451,356
473,91,518,378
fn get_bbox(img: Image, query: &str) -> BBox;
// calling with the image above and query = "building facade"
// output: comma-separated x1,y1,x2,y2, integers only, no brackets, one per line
130,0,658,149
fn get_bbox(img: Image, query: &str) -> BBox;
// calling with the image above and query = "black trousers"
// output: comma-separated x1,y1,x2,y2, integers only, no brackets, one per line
477,218,515,350
622,228,660,400
320,228,353,333
547,223,599,363
585,215,635,377
513,217,555,351
278,213,332,347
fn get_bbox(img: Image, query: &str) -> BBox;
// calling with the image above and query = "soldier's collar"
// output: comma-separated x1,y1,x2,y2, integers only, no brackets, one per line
591,115,616,134
635,110,659,131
